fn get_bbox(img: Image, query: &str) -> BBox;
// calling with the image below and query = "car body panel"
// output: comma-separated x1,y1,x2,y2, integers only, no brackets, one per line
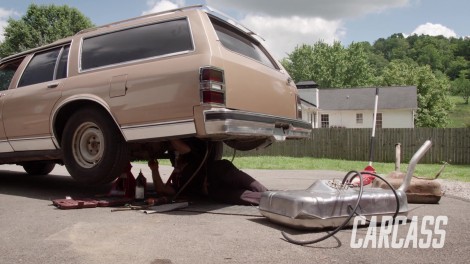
0,6,310,166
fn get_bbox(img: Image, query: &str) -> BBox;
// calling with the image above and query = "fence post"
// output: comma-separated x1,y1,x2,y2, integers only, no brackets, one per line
395,143,401,171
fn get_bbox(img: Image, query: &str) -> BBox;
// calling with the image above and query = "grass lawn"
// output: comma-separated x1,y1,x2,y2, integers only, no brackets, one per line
447,96,470,127
157,155,469,182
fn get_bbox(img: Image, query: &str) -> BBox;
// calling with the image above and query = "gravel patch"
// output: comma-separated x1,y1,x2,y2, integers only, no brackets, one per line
437,179,470,201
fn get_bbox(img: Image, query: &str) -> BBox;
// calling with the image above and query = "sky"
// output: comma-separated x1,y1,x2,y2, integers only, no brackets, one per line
0,0,469,59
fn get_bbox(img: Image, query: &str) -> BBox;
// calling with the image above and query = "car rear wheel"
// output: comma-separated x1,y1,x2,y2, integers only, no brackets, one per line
23,161,56,175
61,107,128,185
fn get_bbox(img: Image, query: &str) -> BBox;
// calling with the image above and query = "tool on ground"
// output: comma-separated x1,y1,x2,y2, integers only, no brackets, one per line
259,140,432,245
109,196,173,212
142,202,189,214
52,196,133,209
52,197,99,209
110,203,152,212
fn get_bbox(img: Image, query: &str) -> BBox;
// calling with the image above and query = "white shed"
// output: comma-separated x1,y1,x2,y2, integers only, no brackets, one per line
298,86,417,129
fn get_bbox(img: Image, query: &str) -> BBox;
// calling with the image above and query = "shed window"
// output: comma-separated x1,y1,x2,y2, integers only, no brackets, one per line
321,114,329,128
375,113,383,128
356,113,363,124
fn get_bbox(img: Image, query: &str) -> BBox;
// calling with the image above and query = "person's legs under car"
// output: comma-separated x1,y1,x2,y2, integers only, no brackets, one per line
208,160,268,205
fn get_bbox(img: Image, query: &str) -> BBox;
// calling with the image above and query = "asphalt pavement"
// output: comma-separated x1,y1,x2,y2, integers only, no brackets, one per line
0,163,469,264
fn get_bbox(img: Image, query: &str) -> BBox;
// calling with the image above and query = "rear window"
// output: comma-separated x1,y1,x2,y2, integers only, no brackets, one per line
81,18,193,70
210,17,278,69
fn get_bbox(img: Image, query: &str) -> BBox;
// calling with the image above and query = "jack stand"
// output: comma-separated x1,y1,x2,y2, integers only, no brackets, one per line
109,162,136,198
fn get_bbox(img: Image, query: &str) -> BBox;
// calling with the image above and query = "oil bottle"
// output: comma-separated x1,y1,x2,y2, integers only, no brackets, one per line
135,169,147,202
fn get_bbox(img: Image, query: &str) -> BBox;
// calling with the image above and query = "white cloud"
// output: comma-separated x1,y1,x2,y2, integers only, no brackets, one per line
242,15,345,59
0,8,20,42
205,0,410,58
142,0,186,15
411,22,457,38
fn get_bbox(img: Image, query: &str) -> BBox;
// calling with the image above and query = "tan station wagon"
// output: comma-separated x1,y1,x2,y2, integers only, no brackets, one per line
0,5,311,184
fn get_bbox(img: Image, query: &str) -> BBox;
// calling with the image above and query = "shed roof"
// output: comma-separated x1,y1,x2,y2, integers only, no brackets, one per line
296,80,319,88
319,86,417,110
298,86,418,111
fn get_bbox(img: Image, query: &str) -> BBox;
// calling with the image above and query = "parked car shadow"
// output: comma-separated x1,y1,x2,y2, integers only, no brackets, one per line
0,168,251,214
0,165,267,219
0,169,112,202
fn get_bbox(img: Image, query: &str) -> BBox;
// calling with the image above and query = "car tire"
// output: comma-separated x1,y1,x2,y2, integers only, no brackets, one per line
23,161,56,175
61,107,128,185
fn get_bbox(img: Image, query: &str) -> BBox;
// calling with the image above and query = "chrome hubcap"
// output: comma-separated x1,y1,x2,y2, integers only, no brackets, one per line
72,122,104,168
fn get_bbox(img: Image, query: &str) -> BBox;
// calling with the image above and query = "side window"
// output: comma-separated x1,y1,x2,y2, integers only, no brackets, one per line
56,45,70,80
81,18,193,70
18,48,61,87
0,57,24,91
18,45,70,87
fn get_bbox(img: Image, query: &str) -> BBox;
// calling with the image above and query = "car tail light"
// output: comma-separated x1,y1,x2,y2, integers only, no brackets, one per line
200,67,225,105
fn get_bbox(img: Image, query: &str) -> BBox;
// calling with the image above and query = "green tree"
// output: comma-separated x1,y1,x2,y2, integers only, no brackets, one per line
344,42,375,87
281,44,316,85
381,60,453,127
371,34,468,82
446,56,468,80
452,71,470,104
409,35,454,73
373,33,409,61
451,37,470,61
282,41,375,88
0,4,93,58
365,48,389,77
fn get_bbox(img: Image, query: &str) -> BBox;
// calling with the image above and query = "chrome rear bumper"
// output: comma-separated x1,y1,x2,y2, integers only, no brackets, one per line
203,109,311,140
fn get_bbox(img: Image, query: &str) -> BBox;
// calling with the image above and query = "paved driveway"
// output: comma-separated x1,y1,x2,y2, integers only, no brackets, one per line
0,163,469,264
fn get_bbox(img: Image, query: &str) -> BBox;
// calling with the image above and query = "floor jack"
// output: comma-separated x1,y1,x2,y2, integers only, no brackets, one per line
258,140,432,244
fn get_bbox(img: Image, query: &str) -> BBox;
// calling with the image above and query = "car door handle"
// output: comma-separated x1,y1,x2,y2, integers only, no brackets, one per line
47,82,59,88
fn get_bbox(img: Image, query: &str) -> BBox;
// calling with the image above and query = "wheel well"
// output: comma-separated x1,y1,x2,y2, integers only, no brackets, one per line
54,101,121,147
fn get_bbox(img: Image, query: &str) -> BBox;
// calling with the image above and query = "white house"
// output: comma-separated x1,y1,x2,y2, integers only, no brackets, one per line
297,85,418,129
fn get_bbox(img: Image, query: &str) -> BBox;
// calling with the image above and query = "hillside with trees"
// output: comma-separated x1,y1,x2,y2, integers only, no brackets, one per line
282,34,469,127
